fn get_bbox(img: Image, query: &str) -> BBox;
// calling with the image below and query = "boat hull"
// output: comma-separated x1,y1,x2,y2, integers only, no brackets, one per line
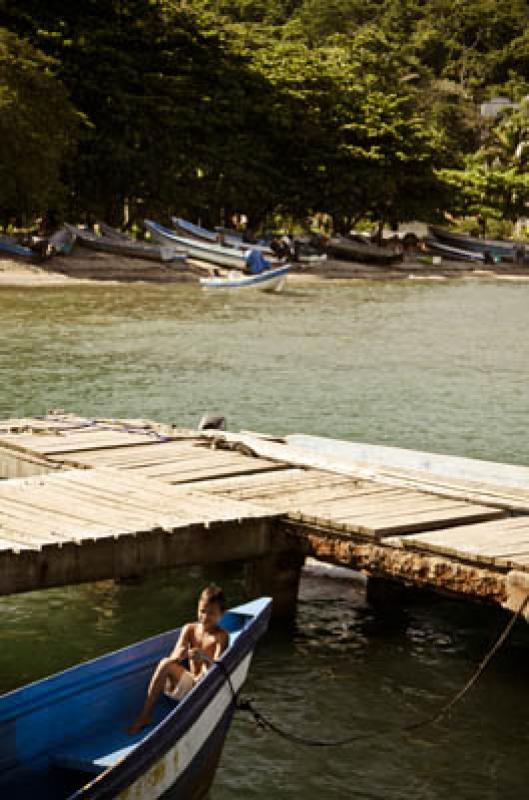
428,226,520,261
171,217,272,256
200,266,289,293
145,220,251,269
425,237,485,262
65,225,185,264
159,707,233,800
0,236,41,262
325,236,402,265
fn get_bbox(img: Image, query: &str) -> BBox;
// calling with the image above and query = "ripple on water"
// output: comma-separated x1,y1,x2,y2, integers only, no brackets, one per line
1,281,529,797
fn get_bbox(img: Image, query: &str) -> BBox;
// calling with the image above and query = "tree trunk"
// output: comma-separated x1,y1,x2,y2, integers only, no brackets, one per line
376,219,384,247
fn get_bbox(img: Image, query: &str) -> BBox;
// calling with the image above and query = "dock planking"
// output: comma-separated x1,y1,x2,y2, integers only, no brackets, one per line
190,469,505,538
0,413,528,611
385,516,529,570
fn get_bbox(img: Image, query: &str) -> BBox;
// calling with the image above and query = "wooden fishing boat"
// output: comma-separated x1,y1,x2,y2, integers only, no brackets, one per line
48,227,77,255
65,224,186,264
145,220,260,269
171,217,273,256
173,219,329,266
97,222,132,242
324,236,403,265
214,225,244,241
425,237,486,262
428,226,522,261
0,597,271,800
200,265,290,293
0,235,43,262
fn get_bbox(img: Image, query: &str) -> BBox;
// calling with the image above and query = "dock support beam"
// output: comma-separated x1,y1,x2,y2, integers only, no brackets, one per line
245,535,304,620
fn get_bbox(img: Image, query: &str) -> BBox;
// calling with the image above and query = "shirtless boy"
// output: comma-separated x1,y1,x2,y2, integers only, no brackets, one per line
128,584,229,735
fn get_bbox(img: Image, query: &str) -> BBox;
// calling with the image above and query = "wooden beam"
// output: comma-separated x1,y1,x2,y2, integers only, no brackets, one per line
0,518,274,596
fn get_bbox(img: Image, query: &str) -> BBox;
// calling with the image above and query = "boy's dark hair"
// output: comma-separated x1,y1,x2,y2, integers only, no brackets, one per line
200,584,226,612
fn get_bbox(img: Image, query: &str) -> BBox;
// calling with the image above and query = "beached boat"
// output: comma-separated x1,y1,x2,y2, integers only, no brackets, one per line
0,235,43,262
145,220,258,269
428,225,522,261
97,222,132,242
0,597,271,800
48,227,77,255
200,265,290,293
171,217,273,256
425,237,486,262
65,224,186,264
324,236,403,265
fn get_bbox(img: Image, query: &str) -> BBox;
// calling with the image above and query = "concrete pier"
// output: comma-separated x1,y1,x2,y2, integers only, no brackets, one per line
1,412,529,618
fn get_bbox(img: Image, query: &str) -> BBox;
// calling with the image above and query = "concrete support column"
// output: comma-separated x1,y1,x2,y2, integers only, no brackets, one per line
245,548,305,620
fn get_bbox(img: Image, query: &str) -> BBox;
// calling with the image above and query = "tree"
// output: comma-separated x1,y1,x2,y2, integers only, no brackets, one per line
0,28,78,225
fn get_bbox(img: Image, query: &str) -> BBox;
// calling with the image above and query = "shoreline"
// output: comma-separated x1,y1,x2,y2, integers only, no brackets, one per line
1,251,529,288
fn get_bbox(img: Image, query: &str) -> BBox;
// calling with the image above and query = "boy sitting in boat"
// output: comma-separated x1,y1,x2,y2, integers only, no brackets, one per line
128,584,229,735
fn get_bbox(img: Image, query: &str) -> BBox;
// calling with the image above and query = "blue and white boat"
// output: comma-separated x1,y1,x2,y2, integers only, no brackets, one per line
145,220,266,270
171,217,272,256
0,597,272,800
0,235,41,261
425,236,486,263
200,265,290,293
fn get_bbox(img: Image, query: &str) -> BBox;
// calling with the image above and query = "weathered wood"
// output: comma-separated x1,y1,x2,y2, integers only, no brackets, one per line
1,415,529,616
0,518,275,596
284,520,509,605
386,517,529,569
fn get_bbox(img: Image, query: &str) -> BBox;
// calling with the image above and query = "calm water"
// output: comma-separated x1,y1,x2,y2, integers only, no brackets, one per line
1,279,529,798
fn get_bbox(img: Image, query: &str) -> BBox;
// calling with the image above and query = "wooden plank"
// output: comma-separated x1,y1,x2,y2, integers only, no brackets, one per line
0,430,166,457
61,468,273,518
329,497,487,521
288,489,438,516
0,470,275,539
383,518,529,571
291,503,504,539
180,468,314,494
50,442,210,467
133,461,288,483
0,537,36,551
227,481,398,506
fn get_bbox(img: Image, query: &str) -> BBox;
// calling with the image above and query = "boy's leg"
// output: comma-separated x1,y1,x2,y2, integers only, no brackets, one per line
128,658,184,735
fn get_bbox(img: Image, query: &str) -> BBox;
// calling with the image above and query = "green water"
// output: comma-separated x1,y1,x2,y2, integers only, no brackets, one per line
1,280,529,798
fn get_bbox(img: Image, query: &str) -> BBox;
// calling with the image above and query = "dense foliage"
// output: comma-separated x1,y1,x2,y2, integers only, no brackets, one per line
0,0,528,231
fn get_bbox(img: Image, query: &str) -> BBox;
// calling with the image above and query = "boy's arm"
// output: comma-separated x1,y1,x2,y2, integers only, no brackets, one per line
170,623,193,660
212,631,229,661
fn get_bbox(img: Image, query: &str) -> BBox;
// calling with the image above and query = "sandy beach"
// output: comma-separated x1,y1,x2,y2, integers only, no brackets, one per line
1,250,528,288
0,258,95,287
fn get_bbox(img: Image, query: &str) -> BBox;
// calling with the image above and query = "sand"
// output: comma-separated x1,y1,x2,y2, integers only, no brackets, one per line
1,249,528,289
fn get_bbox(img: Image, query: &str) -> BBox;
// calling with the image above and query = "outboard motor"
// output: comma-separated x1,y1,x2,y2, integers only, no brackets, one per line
198,413,226,431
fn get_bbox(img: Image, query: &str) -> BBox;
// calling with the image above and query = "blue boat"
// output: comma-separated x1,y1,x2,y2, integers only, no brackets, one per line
0,597,272,800
0,235,41,261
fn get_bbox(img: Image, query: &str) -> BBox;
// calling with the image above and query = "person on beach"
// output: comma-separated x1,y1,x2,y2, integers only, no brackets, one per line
128,584,229,735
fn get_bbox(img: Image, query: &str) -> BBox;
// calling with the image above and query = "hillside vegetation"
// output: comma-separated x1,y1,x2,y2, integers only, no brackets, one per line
1,1,528,233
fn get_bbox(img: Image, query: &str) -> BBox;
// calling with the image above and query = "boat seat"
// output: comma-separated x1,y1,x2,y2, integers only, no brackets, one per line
51,695,178,775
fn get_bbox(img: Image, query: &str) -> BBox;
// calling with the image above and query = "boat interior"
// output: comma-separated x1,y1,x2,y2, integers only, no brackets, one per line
0,609,250,800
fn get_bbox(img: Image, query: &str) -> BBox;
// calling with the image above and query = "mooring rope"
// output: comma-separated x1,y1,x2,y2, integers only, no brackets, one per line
228,593,529,748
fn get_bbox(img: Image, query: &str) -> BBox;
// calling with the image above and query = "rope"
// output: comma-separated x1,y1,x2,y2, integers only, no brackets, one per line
41,414,172,441
235,593,529,748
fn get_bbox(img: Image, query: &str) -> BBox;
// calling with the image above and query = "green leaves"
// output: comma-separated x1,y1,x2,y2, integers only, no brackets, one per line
0,28,78,224
1,0,529,229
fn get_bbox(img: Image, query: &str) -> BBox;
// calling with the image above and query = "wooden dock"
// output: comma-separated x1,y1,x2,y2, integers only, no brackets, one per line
1,412,529,617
